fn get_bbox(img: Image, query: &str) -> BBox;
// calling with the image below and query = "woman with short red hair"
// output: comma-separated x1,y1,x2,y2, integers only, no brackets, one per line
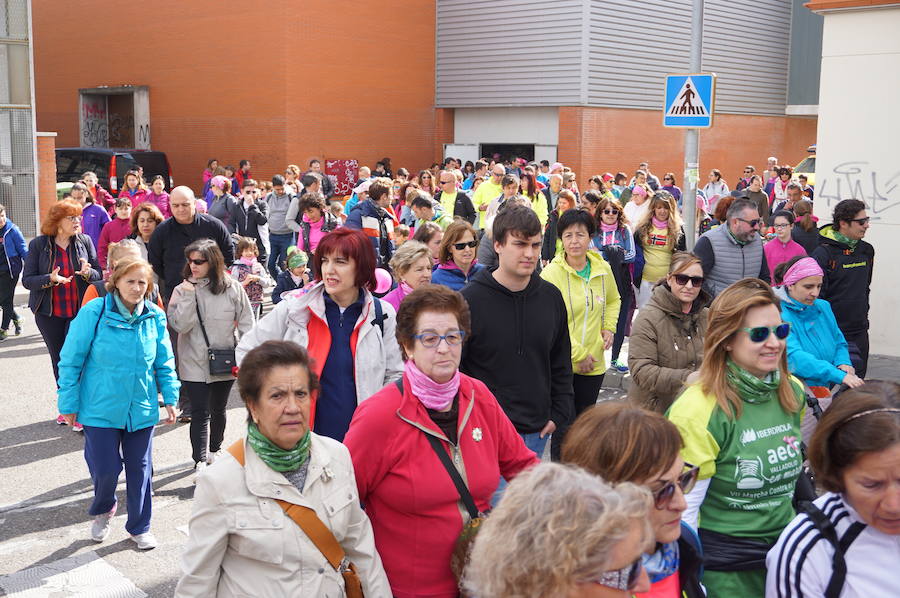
236,227,404,442
22,199,102,429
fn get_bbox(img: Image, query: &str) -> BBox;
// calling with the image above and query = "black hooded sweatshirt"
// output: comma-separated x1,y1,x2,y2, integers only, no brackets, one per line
460,267,574,434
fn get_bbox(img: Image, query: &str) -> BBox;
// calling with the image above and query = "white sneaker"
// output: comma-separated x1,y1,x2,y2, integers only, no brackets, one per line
129,532,158,550
193,461,207,485
207,451,219,465
90,505,116,542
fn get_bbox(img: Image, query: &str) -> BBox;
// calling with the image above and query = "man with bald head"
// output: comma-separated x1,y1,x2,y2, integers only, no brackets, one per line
148,185,234,302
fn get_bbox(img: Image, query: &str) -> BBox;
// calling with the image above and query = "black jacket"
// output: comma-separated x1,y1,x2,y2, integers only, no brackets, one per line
230,199,269,259
299,211,339,257
460,268,574,434
434,189,476,225
811,224,874,334
791,223,820,255
22,234,102,316
148,213,234,302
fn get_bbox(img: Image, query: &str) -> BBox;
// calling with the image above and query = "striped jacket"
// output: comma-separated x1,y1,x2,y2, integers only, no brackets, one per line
345,199,398,268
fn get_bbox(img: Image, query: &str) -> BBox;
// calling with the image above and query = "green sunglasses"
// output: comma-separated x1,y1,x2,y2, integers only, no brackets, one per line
742,323,791,343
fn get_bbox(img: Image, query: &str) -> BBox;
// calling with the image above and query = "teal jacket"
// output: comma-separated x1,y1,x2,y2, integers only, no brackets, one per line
57,293,180,431
774,286,851,387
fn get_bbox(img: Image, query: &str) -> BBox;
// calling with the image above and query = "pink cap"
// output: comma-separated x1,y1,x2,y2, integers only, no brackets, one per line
601,173,614,182
550,162,564,172
632,185,648,197
210,175,229,189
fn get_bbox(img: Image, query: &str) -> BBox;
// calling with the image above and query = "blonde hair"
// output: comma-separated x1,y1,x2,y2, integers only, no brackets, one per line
388,240,431,278
698,278,800,418
105,257,154,298
106,238,141,270
462,462,652,598
667,251,702,277
636,191,683,248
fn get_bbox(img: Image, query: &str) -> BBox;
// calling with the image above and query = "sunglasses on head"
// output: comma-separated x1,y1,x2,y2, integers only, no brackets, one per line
602,209,619,215
672,274,704,287
188,258,208,266
742,323,791,343
596,558,643,591
453,240,478,250
653,464,699,509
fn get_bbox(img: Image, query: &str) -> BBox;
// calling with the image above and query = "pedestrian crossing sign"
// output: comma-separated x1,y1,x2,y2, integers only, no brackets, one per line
663,73,716,128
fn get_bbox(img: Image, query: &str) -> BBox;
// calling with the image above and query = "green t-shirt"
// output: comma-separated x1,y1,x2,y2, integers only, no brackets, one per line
575,261,591,282
667,380,804,541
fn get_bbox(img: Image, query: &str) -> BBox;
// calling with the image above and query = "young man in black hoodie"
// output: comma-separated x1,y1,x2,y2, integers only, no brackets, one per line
461,205,574,465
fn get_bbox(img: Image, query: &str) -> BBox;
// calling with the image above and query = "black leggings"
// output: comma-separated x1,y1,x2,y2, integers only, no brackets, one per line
0,271,20,330
550,373,606,461
34,313,73,385
183,380,234,464
611,296,632,362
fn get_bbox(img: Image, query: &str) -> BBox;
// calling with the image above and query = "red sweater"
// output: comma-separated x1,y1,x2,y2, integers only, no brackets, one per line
344,372,539,598
97,217,132,270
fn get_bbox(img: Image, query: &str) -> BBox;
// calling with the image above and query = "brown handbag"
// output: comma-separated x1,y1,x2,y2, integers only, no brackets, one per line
226,441,364,598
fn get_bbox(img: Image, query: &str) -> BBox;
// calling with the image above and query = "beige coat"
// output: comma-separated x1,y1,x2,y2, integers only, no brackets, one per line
628,282,709,413
176,433,390,598
167,277,254,383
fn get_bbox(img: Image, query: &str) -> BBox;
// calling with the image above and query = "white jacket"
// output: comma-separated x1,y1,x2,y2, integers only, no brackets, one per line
176,433,391,597
236,282,404,404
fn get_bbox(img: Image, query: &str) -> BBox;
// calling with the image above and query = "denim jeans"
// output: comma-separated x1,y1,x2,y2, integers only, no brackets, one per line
268,233,295,278
492,431,549,506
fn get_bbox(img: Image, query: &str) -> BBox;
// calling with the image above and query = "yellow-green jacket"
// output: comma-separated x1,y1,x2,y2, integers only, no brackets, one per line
540,251,621,375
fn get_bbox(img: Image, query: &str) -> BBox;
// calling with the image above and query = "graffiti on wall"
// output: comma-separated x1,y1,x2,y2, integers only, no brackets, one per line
817,161,900,221
138,123,151,148
81,98,107,147
108,113,134,147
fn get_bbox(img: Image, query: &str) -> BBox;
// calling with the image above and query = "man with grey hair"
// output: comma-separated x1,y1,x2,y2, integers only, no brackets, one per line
772,182,803,214
693,198,770,297
541,173,563,212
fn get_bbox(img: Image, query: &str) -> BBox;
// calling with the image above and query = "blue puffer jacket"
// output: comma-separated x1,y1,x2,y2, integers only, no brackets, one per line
57,293,180,431
775,286,851,387
1,219,27,278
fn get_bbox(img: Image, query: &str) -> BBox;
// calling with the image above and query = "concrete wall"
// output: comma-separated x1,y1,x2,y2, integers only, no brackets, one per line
813,5,900,357
33,1,439,192
454,108,559,146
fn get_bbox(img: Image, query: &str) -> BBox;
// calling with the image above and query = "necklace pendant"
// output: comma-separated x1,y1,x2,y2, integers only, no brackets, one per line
472,427,483,442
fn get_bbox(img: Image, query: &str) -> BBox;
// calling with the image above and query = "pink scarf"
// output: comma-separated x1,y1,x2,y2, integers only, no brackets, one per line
600,221,618,233
239,256,256,268
652,216,669,229
404,359,459,411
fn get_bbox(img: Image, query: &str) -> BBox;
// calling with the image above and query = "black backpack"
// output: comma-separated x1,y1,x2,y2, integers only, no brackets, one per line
794,501,866,598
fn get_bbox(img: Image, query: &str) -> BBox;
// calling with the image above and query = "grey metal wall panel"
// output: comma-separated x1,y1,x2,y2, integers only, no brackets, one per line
787,0,823,107
436,0,585,107
587,0,692,109
701,0,791,115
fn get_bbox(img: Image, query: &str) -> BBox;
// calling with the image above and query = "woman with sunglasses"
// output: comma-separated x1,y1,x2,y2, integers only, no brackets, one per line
667,278,805,598
541,209,621,458
628,252,710,413
660,172,683,209
563,402,705,597
431,220,483,291
463,461,652,597
344,285,539,598
415,169,437,196
592,196,635,373
167,239,254,475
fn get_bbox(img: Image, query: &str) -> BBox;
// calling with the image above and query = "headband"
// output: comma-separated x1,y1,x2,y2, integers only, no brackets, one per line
840,407,900,426
782,257,824,287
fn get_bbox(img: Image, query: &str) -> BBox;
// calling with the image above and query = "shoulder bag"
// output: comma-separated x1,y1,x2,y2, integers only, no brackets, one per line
226,441,364,598
194,292,236,376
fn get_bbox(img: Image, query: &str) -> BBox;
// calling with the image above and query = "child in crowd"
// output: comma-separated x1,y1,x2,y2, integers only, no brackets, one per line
395,223,410,246
329,201,347,225
97,197,133,271
272,246,311,305
230,236,273,318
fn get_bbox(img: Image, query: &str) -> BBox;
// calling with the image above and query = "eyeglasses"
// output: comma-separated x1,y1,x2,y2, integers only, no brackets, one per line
453,240,478,250
595,558,643,591
421,175,431,179
743,170,752,174
672,274,704,287
742,323,791,343
773,223,791,229
414,330,465,348
653,463,699,509
663,177,672,181
737,217,761,228
851,217,870,225
602,209,619,215
188,258,208,266
66,216,82,222
440,179,454,184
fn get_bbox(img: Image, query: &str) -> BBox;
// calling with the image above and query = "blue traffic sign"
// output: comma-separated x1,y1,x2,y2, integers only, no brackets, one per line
663,73,716,128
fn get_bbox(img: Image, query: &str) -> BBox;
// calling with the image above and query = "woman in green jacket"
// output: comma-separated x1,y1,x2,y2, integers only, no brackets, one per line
667,278,804,598
541,208,620,458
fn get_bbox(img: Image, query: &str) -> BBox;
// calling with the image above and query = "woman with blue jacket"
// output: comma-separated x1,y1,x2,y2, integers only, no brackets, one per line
57,257,180,551
773,256,864,389
0,204,27,340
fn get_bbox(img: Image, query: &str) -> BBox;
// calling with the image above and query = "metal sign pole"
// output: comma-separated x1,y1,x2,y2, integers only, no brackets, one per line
684,0,704,251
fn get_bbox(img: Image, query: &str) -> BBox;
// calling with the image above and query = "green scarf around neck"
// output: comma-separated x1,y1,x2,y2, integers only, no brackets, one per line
247,421,311,472
726,358,780,404
832,229,859,251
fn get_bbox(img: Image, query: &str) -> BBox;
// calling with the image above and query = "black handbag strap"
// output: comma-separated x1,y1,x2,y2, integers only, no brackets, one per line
194,293,212,348
394,379,479,520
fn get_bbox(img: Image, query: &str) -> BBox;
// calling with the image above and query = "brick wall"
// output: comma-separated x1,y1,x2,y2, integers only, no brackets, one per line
559,106,818,191
36,132,57,228
33,0,438,192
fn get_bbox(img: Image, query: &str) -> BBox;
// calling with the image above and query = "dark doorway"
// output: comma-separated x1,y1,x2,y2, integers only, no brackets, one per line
479,143,535,164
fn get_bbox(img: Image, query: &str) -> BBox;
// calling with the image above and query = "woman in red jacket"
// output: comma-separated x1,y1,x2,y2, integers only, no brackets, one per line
344,284,539,598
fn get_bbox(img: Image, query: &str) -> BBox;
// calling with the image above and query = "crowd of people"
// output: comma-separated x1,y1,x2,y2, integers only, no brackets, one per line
2,150,895,598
